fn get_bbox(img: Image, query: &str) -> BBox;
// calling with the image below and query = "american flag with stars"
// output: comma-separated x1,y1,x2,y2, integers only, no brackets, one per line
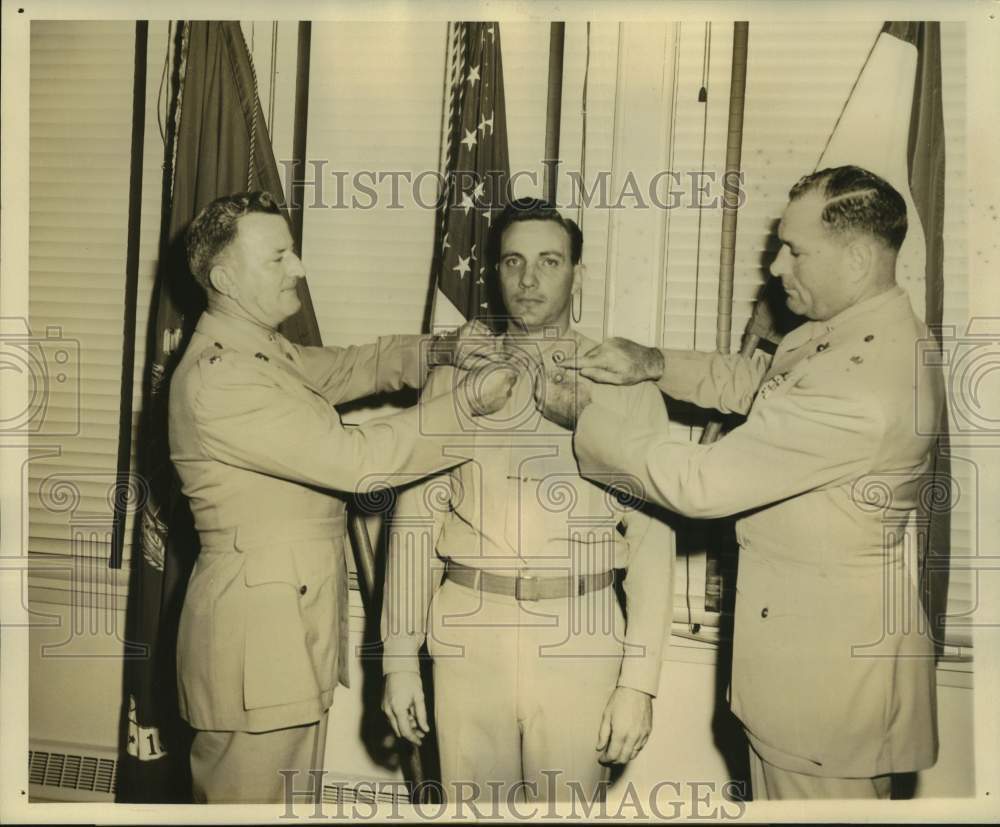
429,22,511,332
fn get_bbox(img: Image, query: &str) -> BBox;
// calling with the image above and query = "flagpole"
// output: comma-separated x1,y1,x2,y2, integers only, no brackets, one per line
543,22,565,204
700,21,749,447
289,22,311,256
111,20,149,569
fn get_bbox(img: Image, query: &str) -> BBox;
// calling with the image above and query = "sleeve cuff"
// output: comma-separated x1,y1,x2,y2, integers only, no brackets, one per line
617,655,662,698
381,640,422,676
656,349,715,399
390,334,427,391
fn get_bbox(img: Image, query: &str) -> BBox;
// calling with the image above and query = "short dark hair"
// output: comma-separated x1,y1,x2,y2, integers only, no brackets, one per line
186,190,284,291
486,197,584,270
788,166,907,251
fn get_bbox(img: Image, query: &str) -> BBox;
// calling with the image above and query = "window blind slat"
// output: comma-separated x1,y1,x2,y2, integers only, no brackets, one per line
28,21,136,562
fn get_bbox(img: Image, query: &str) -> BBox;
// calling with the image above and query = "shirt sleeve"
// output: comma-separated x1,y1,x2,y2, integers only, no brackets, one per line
190,350,466,493
601,382,674,697
295,334,430,405
576,369,885,520
382,366,456,675
655,348,770,415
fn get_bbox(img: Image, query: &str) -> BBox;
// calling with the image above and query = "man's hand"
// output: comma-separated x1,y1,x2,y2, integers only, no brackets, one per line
382,672,429,746
457,359,518,416
596,686,653,765
563,337,664,386
533,363,593,430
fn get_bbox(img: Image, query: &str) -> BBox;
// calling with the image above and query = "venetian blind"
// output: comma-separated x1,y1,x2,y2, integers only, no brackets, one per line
28,21,138,561
28,21,180,567
938,22,973,648
301,22,447,353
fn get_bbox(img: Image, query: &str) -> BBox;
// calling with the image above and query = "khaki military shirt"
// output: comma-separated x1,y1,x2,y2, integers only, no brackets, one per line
383,329,675,697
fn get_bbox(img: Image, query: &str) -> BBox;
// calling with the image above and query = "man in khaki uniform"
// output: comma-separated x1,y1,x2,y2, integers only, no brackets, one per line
168,191,515,803
538,167,944,799
381,200,674,806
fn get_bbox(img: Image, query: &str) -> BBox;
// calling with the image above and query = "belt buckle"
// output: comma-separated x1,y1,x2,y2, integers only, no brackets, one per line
515,573,538,602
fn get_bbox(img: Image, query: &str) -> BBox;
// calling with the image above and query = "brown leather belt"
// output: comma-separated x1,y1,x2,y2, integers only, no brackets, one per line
445,560,613,601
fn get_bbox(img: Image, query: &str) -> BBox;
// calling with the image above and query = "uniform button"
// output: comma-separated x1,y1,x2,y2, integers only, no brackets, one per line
760,607,769,618
299,585,308,595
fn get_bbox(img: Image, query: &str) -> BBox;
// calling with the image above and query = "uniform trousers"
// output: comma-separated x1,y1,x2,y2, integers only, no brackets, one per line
748,745,892,800
190,712,329,803
427,576,626,805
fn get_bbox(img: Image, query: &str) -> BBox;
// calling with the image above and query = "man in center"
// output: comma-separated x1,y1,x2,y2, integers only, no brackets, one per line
381,198,674,805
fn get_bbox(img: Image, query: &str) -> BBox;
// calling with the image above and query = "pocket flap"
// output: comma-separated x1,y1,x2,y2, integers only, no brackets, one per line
243,550,301,587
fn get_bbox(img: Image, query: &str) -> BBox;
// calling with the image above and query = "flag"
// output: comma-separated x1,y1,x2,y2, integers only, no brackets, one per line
815,22,949,650
428,22,511,333
117,21,323,802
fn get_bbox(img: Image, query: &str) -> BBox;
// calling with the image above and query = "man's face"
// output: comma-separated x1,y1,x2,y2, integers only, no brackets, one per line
769,191,851,321
219,212,305,327
497,219,581,333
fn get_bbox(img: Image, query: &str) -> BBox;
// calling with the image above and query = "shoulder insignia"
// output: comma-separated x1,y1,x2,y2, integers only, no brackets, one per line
757,370,789,400
254,352,269,362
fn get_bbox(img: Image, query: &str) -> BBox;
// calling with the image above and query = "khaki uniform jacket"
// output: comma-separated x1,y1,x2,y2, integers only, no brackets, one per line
168,311,465,732
574,287,944,777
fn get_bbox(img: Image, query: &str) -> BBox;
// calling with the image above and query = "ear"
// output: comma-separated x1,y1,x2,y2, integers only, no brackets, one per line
208,260,236,297
844,237,873,285
572,263,586,294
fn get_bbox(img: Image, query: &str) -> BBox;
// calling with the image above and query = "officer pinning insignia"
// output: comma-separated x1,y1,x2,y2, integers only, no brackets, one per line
254,352,269,362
